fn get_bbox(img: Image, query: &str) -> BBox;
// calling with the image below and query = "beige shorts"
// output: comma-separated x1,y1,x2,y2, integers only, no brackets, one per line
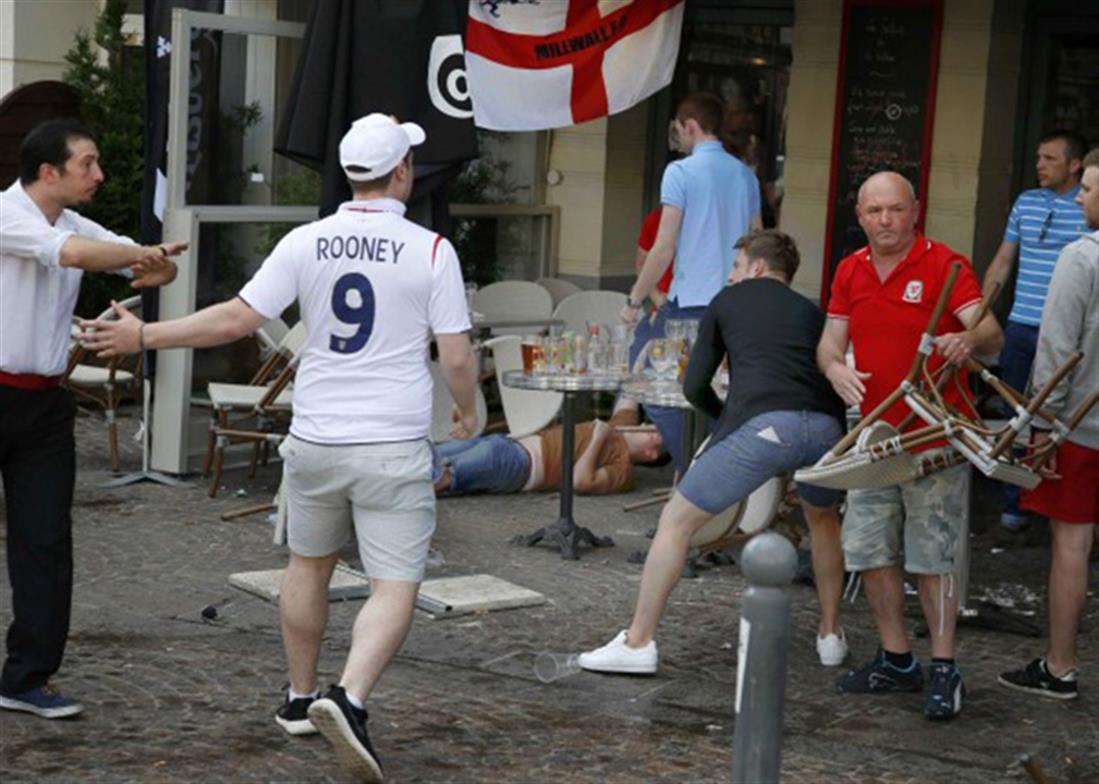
279,435,435,582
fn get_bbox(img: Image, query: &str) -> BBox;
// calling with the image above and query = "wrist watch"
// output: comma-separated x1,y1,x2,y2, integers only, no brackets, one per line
627,296,642,309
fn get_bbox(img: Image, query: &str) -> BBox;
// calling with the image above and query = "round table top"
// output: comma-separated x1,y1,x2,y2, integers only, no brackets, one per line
620,377,691,408
501,369,627,392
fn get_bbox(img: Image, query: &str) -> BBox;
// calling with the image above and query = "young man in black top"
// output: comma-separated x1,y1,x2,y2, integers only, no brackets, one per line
580,230,848,674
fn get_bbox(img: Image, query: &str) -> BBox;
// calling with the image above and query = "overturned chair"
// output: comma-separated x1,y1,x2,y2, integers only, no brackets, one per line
796,262,1099,492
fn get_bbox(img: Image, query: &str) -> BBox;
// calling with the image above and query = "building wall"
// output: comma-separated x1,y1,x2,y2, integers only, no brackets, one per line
781,0,1026,302
0,0,100,98
780,0,844,301
545,118,609,283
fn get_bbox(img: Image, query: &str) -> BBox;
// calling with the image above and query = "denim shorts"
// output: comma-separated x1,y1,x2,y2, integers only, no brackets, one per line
279,435,435,582
842,461,969,575
676,410,845,515
433,435,531,495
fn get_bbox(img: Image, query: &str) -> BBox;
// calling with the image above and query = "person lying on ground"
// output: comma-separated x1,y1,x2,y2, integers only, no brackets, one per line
433,404,666,497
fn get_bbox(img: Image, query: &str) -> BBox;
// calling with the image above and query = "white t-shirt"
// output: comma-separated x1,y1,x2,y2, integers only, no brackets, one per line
239,198,470,444
0,180,136,376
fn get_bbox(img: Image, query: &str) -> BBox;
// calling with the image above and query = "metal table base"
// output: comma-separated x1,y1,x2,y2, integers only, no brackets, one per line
501,371,625,560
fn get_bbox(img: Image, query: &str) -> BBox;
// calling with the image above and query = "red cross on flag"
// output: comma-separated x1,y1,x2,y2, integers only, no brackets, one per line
466,0,685,131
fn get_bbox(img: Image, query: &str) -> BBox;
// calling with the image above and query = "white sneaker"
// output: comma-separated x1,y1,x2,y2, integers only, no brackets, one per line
816,629,848,667
578,630,658,675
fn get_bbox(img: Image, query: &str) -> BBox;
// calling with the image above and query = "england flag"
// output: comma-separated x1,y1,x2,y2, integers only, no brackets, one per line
466,0,685,131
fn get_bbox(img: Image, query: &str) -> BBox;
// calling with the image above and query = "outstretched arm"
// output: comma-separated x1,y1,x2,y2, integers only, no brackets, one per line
79,296,266,358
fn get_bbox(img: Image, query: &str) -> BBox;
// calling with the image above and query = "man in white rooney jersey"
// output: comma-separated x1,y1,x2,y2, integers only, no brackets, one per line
80,114,479,783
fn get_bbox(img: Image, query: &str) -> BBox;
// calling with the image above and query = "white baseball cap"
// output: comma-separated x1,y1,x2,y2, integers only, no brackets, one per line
339,113,426,181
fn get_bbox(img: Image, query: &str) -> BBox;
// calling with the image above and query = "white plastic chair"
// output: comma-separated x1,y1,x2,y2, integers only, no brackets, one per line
429,359,488,443
535,276,582,308
483,336,562,437
552,290,628,336
472,281,553,336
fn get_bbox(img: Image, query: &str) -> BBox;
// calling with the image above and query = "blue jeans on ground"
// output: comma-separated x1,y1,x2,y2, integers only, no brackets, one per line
998,321,1040,521
626,299,707,473
433,435,531,496
676,410,845,514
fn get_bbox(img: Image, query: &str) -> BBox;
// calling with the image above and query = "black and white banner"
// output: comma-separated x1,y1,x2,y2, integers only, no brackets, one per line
141,0,224,245
275,0,479,219
140,0,223,373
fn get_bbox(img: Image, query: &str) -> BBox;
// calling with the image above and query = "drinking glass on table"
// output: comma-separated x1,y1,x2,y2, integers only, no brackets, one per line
610,324,631,374
649,337,676,380
665,319,686,357
521,335,543,375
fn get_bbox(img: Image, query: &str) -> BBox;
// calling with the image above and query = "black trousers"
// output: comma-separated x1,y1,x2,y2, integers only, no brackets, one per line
0,384,76,694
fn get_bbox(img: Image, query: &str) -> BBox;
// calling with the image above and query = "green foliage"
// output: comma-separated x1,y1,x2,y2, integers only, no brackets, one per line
254,168,323,257
62,0,144,317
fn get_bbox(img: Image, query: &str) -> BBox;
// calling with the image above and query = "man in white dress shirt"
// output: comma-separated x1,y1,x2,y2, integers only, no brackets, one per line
0,119,182,720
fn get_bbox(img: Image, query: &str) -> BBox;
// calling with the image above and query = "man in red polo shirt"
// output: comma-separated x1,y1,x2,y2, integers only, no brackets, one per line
817,171,1003,720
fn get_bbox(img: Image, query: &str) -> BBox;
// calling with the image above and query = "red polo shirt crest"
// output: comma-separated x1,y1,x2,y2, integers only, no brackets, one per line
827,234,983,429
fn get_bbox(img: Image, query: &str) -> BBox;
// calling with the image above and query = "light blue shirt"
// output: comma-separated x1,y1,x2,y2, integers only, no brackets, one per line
661,141,760,307
1003,185,1085,326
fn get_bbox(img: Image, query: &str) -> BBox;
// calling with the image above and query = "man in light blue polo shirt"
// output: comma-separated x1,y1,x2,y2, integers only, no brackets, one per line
623,92,761,471
983,129,1088,531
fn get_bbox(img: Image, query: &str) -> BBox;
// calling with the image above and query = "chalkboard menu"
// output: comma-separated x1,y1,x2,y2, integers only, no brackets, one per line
821,0,943,303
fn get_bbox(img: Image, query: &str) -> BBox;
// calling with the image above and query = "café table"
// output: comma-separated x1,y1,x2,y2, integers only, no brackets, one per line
620,375,704,479
500,369,627,560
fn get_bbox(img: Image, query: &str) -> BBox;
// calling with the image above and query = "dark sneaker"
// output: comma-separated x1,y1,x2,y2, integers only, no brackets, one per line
924,662,965,720
998,658,1078,701
838,649,924,693
308,686,384,782
275,694,319,736
0,684,83,719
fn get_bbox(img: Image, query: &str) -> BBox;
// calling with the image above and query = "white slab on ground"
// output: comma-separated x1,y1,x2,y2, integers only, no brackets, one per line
417,574,545,619
229,563,369,603
227,568,544,620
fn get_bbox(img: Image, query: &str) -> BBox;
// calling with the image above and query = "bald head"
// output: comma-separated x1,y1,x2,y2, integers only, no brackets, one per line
857,171,916,207
855,171,919,259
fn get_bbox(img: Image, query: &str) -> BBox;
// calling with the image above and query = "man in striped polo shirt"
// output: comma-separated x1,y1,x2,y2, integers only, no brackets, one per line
982,129,1088,531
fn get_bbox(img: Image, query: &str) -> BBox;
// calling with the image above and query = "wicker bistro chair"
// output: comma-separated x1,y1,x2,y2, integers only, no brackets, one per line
200,322,306,487
795,264,1099,491
205,357,296,497
63,295,143,471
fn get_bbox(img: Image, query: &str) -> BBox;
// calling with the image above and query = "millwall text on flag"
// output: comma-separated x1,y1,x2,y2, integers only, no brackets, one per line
466,0,685,131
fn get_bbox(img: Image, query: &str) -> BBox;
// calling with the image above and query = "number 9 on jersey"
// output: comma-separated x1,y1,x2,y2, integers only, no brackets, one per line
330,272,376,354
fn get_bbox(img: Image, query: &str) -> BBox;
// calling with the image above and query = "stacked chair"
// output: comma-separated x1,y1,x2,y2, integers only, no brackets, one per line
796,263,1099,491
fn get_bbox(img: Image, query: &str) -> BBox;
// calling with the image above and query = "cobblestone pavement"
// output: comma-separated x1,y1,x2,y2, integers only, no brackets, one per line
1,411,1097,783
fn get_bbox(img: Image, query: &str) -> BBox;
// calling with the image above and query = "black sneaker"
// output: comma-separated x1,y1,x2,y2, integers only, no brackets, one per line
998,658,1078,701
308,686,384,782
275,694,318,736
0,683,83,719
837,649,924,693
924,662,965,720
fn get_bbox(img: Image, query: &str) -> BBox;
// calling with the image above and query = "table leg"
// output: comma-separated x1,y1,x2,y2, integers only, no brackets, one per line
512,391,615,559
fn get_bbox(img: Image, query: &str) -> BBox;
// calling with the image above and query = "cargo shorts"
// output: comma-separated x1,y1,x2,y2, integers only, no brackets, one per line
841,460,969,575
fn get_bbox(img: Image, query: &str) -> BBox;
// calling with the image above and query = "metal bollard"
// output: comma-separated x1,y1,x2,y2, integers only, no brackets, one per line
731,532,798,784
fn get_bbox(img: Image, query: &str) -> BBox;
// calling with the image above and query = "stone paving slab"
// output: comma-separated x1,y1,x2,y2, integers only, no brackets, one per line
0,412,1097,782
